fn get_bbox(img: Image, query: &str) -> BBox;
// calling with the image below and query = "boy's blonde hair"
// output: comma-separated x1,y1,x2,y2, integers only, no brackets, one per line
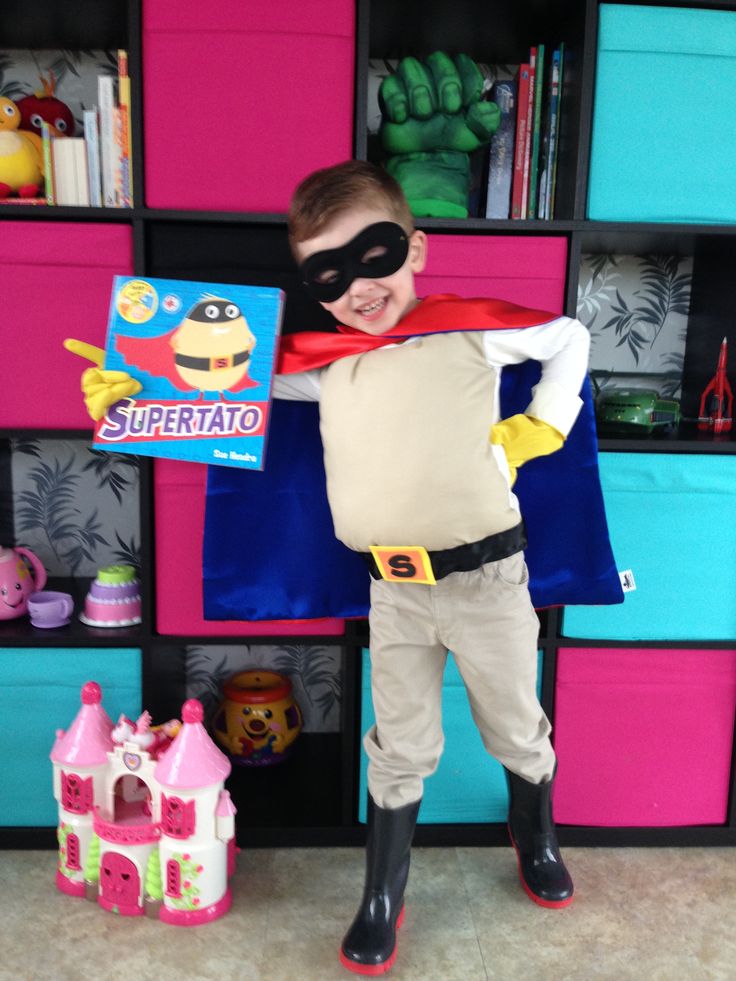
288,160,415,255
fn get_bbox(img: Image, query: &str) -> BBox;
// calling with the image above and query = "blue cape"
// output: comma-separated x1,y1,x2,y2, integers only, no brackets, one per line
202,361,623,621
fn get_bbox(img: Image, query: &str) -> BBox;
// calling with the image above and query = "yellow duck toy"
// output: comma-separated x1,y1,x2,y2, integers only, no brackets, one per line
0,97,44,198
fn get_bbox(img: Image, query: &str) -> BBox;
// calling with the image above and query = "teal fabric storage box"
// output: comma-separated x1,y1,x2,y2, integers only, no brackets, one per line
588,4,736,222
0,648,141,826
359,649,543,824
562,454,736,641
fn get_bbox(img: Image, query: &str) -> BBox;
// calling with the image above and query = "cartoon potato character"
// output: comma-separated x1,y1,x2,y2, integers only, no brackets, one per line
116,297,259,396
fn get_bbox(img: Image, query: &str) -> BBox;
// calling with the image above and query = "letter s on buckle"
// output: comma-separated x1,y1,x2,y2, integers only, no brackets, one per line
369,546,436,585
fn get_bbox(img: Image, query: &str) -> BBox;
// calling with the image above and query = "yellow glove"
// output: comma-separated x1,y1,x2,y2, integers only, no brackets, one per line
490,413,565,485
64,338,142,422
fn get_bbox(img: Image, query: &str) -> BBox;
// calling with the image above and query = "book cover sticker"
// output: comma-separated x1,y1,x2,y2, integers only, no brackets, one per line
93,276,284,469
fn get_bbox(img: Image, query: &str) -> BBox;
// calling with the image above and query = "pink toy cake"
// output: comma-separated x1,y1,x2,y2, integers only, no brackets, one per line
79,565,142,627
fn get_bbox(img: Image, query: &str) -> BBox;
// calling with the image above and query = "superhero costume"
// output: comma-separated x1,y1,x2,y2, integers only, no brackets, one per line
202,295,623,621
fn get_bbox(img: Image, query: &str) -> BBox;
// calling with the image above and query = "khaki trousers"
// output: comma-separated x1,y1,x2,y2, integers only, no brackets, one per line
364,551,556,810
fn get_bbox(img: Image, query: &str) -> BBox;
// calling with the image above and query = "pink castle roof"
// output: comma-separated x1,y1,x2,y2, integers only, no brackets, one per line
50,681,114,766
155,699,231,789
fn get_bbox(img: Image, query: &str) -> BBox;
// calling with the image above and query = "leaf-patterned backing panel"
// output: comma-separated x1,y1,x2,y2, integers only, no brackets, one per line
11,439,140,577
577,254,692,399
0,49,117,134
185,645,343,734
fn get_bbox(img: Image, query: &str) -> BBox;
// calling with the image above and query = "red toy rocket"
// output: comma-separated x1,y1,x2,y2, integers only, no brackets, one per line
698,336,733,434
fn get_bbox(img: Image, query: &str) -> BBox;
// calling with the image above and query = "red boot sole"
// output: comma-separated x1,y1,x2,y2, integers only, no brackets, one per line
509,827,574,909
338,906,405,975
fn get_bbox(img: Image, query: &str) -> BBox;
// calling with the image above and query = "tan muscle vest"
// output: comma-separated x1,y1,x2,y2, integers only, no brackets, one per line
319,331,521,552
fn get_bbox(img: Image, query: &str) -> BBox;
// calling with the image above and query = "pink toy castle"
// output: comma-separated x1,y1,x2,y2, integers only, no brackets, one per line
50,681,237,925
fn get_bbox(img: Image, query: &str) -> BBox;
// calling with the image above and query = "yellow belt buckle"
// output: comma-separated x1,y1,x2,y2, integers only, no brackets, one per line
369,546,436,585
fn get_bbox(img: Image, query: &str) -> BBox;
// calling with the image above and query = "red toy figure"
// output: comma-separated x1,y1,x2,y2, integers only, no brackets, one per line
17,72,75,138
698,337,733,434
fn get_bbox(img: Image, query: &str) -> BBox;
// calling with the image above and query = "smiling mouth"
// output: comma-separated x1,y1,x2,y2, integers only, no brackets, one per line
357,297,387,317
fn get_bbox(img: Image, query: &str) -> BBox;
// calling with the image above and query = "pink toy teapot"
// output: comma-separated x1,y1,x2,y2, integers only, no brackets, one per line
0,546,47,620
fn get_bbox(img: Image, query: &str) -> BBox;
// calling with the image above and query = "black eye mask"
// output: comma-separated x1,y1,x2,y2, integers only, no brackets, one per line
299,221,409,303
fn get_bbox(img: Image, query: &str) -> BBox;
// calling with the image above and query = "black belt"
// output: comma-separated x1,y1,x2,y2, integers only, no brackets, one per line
362,523,527,582
175,350,250,371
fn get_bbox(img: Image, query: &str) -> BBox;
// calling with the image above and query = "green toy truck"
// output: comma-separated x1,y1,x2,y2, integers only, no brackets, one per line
594,387,681,436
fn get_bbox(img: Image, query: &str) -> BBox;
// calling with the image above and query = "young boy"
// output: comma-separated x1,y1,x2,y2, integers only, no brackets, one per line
280,160,586,974
69,160,589,976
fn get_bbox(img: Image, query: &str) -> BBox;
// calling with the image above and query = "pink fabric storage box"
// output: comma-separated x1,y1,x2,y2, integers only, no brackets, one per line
0,222,133,429
143,0,355,212
553,647,736,827
417,235,568,312
154,459,345,635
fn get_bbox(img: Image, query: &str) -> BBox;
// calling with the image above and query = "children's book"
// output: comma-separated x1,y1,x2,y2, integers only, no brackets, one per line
520,53,536,218
527,44,545,219
83,109,103,207
510,64,531,219
93,276,284,469
485,72,518,219
540,45,564,220
548,43,565,220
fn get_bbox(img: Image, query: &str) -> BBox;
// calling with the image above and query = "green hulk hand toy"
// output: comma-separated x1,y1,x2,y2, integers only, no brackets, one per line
379,51,500,218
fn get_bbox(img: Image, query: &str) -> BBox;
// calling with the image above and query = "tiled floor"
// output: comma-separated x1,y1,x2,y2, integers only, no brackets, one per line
4,845,736,980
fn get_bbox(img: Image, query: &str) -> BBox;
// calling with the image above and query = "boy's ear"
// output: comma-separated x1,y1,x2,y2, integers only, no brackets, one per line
408,229,428,273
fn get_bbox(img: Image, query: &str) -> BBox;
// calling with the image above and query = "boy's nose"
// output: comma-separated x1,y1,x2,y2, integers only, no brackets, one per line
348,277,377,297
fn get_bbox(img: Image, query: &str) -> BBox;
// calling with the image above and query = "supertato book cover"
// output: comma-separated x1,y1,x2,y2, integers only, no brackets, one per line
93,276,284,469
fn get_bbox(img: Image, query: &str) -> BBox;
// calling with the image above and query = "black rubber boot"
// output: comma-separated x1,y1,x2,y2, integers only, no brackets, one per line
505,767,574,908
339,795,421,975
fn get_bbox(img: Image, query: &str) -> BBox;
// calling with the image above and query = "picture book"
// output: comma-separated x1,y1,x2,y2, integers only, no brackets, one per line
485,76,518,218
93,276,284,469
520,55,536,218
527,44,545,219
510,64,531,219
548,43,565,220
539,45,564,220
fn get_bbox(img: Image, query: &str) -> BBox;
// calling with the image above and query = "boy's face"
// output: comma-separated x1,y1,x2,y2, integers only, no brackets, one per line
295,206,427,335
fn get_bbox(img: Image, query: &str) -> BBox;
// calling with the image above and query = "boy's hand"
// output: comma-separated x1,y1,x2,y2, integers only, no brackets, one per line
64,338,142,422
379,52,500,218
490,414,565,485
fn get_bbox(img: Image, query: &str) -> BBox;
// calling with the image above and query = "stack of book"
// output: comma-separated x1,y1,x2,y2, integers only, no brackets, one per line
485,44,565,221
42,50,133,208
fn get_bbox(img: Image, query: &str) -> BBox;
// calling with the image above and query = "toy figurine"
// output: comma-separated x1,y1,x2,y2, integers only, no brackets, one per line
16,71,75,139
0,97,44,198
50,682,237,924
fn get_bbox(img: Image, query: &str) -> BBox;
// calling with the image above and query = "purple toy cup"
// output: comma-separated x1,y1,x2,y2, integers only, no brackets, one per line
27,591,74,628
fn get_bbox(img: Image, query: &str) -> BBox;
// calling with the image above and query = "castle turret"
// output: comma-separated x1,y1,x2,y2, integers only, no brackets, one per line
50,681,114,896
154,699,235,925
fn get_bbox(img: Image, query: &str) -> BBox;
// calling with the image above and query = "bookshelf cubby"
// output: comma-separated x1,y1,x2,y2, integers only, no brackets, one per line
2,0,736,850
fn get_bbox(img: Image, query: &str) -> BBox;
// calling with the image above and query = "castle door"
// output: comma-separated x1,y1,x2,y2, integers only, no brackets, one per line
99,852,142,915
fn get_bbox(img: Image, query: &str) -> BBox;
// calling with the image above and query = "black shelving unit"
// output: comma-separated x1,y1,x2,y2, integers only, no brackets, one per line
2,0,736,851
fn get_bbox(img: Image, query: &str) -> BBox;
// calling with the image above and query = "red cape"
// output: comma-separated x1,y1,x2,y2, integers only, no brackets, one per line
276,294,556,374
